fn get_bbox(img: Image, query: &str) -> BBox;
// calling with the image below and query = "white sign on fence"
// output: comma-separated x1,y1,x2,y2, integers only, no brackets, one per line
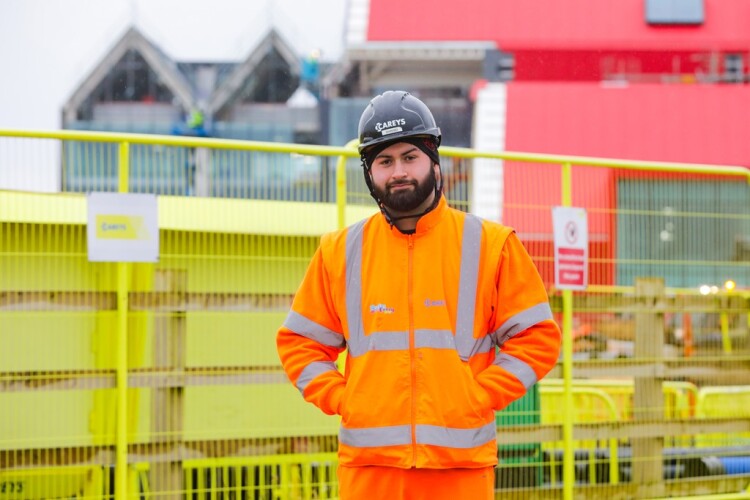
87,192,159,262
552,206,588,290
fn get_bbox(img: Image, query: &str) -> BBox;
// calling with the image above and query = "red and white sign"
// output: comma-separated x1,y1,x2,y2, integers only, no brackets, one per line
552,206,588,290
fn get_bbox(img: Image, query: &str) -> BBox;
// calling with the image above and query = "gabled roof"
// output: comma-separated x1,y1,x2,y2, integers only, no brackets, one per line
208,28,301,115
357,0,750,51
63,27,195,123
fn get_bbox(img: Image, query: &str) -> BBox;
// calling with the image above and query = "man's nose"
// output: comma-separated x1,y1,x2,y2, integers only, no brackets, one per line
391,160,408,177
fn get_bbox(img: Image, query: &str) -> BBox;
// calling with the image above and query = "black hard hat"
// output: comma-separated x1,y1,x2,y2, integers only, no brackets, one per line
357,91,442,155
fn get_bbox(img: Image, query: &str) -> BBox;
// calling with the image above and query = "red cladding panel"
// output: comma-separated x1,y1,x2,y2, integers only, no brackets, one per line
503,82,750,232
367,0,750,50
504,82,750,164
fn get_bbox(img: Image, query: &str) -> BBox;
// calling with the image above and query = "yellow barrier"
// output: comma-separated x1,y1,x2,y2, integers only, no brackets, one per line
695,386,750,448
2,129,750,500
540,379,698,446
182,453,338,500
539,385,620,485
0,466,103,500
540,379,698,419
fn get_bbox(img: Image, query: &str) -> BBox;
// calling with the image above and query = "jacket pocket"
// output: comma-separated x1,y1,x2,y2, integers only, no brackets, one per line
461,362,493,418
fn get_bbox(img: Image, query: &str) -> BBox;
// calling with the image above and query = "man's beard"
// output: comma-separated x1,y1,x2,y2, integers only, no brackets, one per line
373,166,436,212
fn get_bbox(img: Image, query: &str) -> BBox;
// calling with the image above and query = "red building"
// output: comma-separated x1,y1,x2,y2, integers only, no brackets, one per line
333,0,750,287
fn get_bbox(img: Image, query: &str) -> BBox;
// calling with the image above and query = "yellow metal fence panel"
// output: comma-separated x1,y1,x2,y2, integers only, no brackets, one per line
2,130,750,500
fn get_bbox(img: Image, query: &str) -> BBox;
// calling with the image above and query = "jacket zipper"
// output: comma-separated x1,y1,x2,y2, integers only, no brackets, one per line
408,234,417,466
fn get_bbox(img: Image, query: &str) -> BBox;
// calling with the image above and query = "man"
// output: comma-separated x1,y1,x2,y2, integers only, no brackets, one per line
277,90,561,499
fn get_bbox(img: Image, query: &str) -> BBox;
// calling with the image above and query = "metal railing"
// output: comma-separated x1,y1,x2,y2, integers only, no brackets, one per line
1,129,750,499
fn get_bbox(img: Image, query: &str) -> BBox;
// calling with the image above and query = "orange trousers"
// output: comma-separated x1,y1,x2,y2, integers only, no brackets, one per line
337,465,495,500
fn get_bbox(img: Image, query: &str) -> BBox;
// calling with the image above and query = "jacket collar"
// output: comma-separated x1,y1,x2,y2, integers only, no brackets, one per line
377,195,448,237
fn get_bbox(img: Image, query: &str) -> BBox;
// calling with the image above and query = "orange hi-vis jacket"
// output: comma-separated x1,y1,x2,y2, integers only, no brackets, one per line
277,196,561,469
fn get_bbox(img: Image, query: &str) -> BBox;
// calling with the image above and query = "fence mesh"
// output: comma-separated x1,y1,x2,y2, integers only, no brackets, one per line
1,132,749,499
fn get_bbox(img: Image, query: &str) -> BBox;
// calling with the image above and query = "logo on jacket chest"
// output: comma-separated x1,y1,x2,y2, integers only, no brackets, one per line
369,303,395,314
367,298,446,315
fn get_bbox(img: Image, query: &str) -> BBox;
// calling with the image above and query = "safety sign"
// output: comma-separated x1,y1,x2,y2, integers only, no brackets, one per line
552,206,588,290
87,192,159,262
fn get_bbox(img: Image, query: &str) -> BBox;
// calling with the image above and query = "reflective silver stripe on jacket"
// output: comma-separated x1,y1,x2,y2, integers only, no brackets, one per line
338,214,496,451
415,329,455,349
339,422,496,449
297,361,338,394
342,329,459,352
339,424,410,447
494,352,538,389
345,219,367,356
283,310,346,348
454,214,483,361
482,300,548,396
344,214,484,359
416,422,496,448
491,302,553,347
283,294,346,395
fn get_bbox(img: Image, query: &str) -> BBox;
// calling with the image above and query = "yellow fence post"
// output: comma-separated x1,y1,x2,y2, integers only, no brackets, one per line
336,139,359,230
116,141,130,500
720,311,732,354
560,162,575,500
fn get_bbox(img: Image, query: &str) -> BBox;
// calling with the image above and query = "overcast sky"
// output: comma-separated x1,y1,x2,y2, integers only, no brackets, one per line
0,0,348,130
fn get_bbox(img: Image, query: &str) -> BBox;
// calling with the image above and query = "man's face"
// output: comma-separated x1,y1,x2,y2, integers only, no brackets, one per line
369,142,438,213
